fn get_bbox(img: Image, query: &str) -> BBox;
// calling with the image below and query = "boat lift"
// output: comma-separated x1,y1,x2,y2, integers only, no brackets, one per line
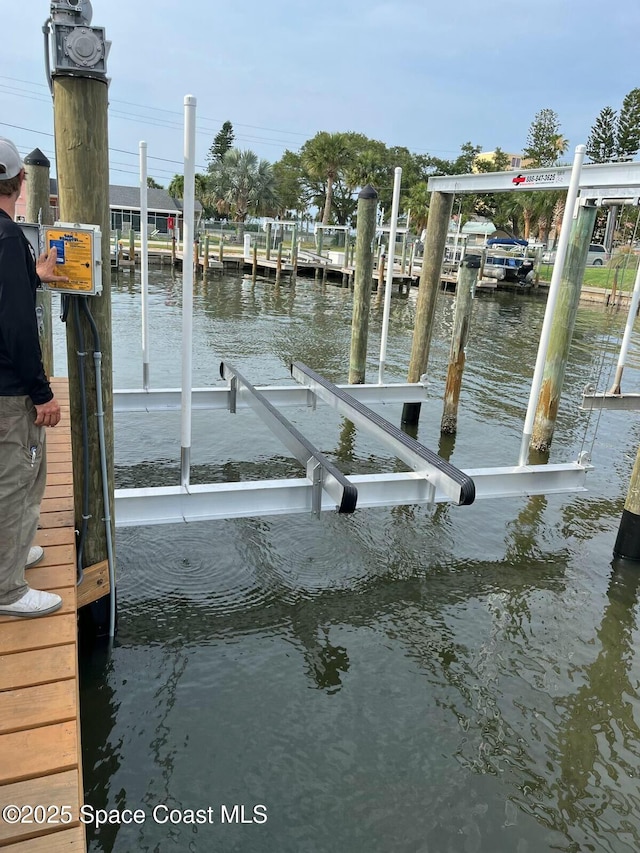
115,121,626,529
114,360,589,528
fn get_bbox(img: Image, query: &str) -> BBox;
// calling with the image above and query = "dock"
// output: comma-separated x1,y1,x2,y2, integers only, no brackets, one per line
0,379,86,852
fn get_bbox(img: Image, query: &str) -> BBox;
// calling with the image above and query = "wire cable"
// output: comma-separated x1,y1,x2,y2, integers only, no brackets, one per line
70,296,90,585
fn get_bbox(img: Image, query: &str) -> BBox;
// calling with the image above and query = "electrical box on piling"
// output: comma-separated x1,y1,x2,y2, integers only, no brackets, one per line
44,222,103,295
48,1,111,78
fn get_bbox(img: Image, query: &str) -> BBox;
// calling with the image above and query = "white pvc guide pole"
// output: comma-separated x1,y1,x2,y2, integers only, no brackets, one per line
378,167,402,384
180,95,197,487
610,260,640,392
140,141,150,389
518,145,586,466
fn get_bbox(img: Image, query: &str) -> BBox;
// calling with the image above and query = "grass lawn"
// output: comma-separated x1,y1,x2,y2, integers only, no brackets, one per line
539,263,638,290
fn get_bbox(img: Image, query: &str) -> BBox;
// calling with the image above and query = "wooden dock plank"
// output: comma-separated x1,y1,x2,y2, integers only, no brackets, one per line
41,484,73,500
0,680,76,735
0,613,76,656
40,495,74,513
27,562,76,591
0,771,81,845
0,645,76,692
34,527,75,548
36,511,75,529
29,543,75,569
0,720,78,785
1,826,86,852
43,462,73,476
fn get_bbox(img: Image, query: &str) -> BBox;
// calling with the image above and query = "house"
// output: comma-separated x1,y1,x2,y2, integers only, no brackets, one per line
16,180,201,235
474,151,530,172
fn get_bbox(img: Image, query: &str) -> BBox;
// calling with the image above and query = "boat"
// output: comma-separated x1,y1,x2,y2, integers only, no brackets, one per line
484,238,534,284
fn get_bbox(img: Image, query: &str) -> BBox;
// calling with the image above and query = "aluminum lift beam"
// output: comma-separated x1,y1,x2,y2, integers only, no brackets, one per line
113,383,427,414
290,362,476,506
427,160,640,195
113,464,589,527
581,391,640,411
219,361,357,514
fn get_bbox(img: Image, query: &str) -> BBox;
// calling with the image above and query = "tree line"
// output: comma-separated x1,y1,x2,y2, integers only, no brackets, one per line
154,89,640,245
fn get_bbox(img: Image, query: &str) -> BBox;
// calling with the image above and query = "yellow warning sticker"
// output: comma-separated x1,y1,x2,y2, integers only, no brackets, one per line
44,227,95,292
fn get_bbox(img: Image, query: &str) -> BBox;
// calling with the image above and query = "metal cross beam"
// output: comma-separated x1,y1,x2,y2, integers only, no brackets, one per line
219,361,357,514
581,392,640,411
113,382,428,414
427,160,640,195
113,463,589,527
290,361,476,506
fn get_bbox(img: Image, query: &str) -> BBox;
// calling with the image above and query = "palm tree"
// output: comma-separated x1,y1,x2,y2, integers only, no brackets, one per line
552,134,569,162
403,181,430,233
168,173,214,220
209,149,278,239
301,132,352,225
168,174,184,198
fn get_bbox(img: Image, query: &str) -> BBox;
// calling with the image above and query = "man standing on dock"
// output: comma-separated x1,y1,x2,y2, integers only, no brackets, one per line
0,137,66,618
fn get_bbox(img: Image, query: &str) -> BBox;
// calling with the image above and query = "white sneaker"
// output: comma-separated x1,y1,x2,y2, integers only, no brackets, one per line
26,545,45,568
0,588,62,618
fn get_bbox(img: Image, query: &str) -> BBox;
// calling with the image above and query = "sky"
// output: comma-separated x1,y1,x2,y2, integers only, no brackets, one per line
1,0,638,188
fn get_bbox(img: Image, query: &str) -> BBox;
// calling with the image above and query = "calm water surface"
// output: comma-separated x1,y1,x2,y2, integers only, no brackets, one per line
56,269,640,853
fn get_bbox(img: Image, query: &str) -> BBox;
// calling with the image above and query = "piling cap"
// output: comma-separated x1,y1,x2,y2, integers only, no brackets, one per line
0,137,23,181
24,148,50,168
358,184,378,200
462,254,481,269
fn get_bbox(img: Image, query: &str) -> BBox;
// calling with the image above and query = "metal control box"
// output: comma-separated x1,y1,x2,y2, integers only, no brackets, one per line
44,222,102,295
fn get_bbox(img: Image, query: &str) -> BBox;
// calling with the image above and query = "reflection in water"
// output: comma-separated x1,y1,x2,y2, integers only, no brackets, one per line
79,271,640,852
552,561,640,851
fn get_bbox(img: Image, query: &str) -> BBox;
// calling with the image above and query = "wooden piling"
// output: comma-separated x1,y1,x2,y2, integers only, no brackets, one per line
401,232,408,274
378,249,386,290
53,74,115,587
203,233,209,278
349,185,378,384
252,242,258,284
218,238,224,263
266,222,272,261
402,191,454,424
614,446,640,560
533,246,542,286
24,148,54,378
128,228,135,266
275,243,283,286
192,238,199,273
530,204,598,452
440,256,480,434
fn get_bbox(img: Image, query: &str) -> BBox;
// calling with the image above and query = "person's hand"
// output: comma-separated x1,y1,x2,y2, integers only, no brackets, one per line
34,396,62,427
36,246,70,283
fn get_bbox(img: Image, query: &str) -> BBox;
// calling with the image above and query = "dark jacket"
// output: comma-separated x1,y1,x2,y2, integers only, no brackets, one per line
0,208,52,404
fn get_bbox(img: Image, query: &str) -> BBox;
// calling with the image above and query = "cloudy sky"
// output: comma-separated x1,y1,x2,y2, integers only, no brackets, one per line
1,0,638,187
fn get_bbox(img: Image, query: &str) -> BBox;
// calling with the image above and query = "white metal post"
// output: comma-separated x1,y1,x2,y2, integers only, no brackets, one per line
180,95,197,487
378,167,402,384
140,141,150,390
518,145,586,466
453,198,462,262
609,259,640,392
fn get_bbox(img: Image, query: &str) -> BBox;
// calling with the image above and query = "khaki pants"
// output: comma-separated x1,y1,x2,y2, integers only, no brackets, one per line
0,396,46,605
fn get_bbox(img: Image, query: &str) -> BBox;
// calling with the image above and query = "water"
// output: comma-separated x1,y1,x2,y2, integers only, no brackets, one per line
63,269,640,852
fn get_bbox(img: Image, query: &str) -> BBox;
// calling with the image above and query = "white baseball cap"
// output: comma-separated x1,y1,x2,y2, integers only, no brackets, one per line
0,138,24,181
